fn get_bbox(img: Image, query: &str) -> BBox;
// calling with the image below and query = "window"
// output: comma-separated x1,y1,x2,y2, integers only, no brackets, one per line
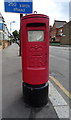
28,30,44,42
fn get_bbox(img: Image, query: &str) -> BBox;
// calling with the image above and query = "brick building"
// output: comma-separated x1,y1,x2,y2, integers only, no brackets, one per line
50,20,66,43
61,21,71,45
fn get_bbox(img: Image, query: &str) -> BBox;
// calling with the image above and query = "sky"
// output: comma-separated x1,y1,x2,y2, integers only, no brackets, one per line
0,0,70,33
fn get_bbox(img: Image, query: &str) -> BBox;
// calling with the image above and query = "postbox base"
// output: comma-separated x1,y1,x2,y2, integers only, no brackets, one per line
22,82,49,107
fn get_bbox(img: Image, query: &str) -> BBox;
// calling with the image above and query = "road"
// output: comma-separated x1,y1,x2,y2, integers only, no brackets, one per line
49,46,70,105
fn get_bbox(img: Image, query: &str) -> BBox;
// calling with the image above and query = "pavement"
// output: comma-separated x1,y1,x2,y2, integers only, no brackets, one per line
0,47,2,120
0,43,70,119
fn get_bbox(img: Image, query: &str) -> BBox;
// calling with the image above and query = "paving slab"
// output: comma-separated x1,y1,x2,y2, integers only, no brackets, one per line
49,82,69,119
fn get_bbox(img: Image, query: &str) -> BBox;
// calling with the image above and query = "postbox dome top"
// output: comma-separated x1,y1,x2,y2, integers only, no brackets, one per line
21,14,49,20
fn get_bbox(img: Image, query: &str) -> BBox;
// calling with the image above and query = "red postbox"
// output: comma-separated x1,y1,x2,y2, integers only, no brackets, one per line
21,14,49,107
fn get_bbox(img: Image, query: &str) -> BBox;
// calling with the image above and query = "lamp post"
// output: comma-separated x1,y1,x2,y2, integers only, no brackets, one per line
19,14,23,56
10,21,15,33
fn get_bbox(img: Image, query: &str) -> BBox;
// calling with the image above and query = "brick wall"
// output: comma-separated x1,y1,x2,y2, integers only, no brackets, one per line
61,21,71,45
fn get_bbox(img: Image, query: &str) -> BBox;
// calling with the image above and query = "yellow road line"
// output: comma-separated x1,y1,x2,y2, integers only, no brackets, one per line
49,76,71,99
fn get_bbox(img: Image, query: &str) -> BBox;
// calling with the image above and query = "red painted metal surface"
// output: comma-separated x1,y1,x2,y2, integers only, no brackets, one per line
21,14,49,85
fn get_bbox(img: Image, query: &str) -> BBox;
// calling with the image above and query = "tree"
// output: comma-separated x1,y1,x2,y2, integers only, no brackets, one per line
12,30,20,43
